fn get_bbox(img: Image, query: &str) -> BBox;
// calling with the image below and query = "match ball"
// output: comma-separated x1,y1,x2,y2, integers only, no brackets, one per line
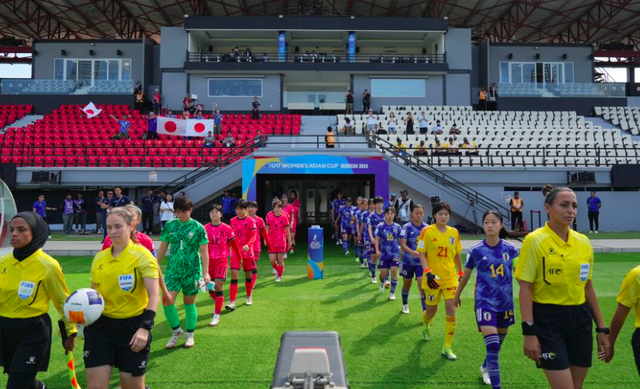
64,288,105,326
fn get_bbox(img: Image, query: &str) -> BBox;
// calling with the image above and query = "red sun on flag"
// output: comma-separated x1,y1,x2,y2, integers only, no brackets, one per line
86,109,94,114
194,122,206,133
164,120,177,133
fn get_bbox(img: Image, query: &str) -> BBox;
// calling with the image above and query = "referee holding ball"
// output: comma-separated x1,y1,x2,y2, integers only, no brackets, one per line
83,207,159,389
0,212,77,389
515,186,610,389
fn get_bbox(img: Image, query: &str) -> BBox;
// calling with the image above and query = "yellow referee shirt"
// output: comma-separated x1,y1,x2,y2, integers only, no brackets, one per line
616,265,640,328
91,240,159,319
417,224,462,286
0,249,77,336
515,223,593,305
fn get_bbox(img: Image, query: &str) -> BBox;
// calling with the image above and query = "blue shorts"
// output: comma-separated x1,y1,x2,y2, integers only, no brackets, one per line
475,307,516,329
341,224,354,235
378,257,399,269
401,261,423,279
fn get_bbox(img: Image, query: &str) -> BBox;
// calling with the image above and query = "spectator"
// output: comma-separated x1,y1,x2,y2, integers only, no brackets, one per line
203,131,215,147
140,189,157,235
510,191,524,231
396,189,414,225
395,137,408,157
221,190,234,222
388,193,399,213
232,46,240,58
100,190,113,242
146,112,159,140
178,191,186,199
60,193,74,234
152,89,162,114
387,113,398,135
449,123,461,135
194,104,204,118
213,109,223,136
244,47,253,59
326,126,336,148
166,110,176,118
404,111,414,135
479,87,487,110
183,94,193,112
345,90,354,114
432,120,443,135
251,96,261,120
362,89,371,112
94,190,105,234
413,140,429,157
445,137,460,155
110,115,131,140
489,83,498,101
418,111,429,135
181,110,190,120
32,194,55,238
160,193,175,230
365,110,377,134
461,137,479,155
109,186,132,210
74,193,87,234
587,191,602,234
223,132,235,148
433,139,446,155
230,191,239,218
341,118,354,135
135,89,145,112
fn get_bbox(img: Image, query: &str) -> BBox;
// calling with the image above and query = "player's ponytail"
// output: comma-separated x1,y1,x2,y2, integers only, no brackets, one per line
108,207,139,243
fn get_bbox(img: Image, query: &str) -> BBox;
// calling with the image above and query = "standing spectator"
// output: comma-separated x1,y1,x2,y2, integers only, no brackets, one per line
251,96,261,120
100,190,113,242
74,193,87,234
396,189,414,225
94,190,105,234
362,89,371,113
345,90,354,114
405,111,415,135
221,191,234,223
365,110,377,135
110,115,131,140
135,89,145,112
183,94,193,112
140,189,157,235
60,193,74,234
152,89,162,114
418,111,429,135
203,131,215,147
147,112,159,140
326,126,336,148
387,113,398,135
109,186,132,210
223,132,235,148
479,87,487,110
179,191,186,199
432,120,443,135
32,194,55,238
587,191,602,234
194,104,204,118
213,109,223,136
230,191,239,219
510,191,524,231
160,193,175,230
489,83,498,101
388,193,399,213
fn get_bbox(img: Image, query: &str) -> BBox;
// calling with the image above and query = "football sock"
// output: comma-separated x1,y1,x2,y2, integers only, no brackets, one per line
251,269,258,288
390,278,398,294
163,304,181,330
498,333,507,345
184,303,197,333
277,265,284,277
230,279,238,302
444,315,457,348
379,274,386,284
484,334,501,389
245,277,253,298
214,291,224,315
272,263,279,273
420,293,427,311
401,289,409,305
342,239,349,252
422,311,433,330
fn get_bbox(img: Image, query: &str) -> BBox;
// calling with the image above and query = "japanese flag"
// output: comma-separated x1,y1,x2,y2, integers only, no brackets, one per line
81,102,102,119
158,117,186,136
186,119,213,137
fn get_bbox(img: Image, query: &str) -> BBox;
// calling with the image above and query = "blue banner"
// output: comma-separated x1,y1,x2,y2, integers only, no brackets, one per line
278,31,286,62
347,32,356,63
307,226,324,279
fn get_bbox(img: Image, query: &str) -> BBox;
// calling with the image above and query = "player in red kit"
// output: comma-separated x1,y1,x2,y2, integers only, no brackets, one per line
226,200,257,310
204,204,241,326
266,199,291,283
281,195,296,257
247,201,270,289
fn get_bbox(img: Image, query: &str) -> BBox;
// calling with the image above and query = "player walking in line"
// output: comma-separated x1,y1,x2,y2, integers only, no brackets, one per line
399,205,428,314
156,197,210,349
227,200,258,310
266,199,291,283
374,208,402,300
331,192,346,245
84,207,159,389
0,212,77,389
356,198,369,269
417,201,463,361
204,205,242,327
354,197,365,265
516,186,609,389
336,197,355,256
248,201,270,289
285,194,301,255
367,196,385,283
453,210,519,388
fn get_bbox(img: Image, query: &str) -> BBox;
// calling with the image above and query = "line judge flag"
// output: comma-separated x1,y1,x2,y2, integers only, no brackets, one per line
186,119,214,137
81,102,102,119
157,117,186,136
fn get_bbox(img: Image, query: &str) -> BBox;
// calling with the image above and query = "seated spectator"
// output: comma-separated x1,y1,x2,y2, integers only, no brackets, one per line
325,127,335,148
387,113,398,134
449,123,461,135
365,110,377,134
432,120,444,135
165,110,176,118
418,111,429,135
461,137,479,155
341,117,354,134
183,94,193,112
182,110,191,120
232,46,240,58
223,132,235,148
413,140,429,157
244,47,253,59
256,129,266,147
110,115,131,140
194,104,204,118
395,138,408,157
445,137,461,155
203,131,215,147
152,89,162,114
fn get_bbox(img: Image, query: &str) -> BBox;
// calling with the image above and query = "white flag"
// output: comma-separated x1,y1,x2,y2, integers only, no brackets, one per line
157,117,186,136
185,119,214,137
81,102,102,118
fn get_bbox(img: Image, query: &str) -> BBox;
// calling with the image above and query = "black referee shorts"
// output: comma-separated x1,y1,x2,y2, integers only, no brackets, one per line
632,328,640,378
533,302,593,370
0,314,52,374
83,314,151,377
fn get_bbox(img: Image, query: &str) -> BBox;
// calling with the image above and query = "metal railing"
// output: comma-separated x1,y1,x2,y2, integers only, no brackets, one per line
497,82,626,98
186,51,447,65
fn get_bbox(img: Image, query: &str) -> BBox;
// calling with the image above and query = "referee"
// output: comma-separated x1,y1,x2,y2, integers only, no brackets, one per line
515,187,610,389
0,212,77,389
83,207,159,389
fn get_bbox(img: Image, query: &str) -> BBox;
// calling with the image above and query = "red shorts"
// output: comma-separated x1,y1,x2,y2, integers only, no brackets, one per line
231,256,256,271
269,246,287,254
208,258,228,281
254,249,261,262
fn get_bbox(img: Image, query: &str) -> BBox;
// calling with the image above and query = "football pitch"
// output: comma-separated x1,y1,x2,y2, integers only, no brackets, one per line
3,245,638,388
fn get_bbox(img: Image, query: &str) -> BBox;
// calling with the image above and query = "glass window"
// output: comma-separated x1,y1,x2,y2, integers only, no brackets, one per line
108,60,120,80
523,63,536,83
510,63,522,83
54,59,64,80
94,60,108,81
208,79,263,97
121,59,131,80
66,59,77,81
564,62,574,83
500,62,509,83
371,79,425,97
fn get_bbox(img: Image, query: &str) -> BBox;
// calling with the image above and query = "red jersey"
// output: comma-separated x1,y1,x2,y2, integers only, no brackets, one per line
283,205,295,225
230,216,257,260
205,222,235,260
102,231,156,255
266,211,290,248
251,215,266,253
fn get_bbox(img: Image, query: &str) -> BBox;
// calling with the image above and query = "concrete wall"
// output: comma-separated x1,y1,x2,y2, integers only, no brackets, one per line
161,73,188,111
353,75,444,111
445,74,471,105
188,74,282,111
160,27,188,69
445,29,472,70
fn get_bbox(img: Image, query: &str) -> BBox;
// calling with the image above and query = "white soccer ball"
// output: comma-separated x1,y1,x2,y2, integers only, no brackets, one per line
64,288,105,326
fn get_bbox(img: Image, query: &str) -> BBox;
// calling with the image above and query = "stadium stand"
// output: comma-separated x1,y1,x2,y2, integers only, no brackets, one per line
497,83,544,97
1,79,76,94
0,105,32,129
595,106,640,135
88,80,135,94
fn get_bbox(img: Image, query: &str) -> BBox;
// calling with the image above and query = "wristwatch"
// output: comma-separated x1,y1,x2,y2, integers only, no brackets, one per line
596,327,610,335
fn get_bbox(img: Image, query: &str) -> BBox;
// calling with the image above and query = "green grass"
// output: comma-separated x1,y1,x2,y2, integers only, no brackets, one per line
49,231,105,241
2,245,639,388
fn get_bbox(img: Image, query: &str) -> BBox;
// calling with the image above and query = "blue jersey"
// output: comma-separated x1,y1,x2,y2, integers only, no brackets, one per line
375,222,402,260
367,211,385,238
360,210,370,241
465,239,519,312
354,208,364,232
339,205,355,228
32,200,47,217
400,221,427,264
332,198,346,217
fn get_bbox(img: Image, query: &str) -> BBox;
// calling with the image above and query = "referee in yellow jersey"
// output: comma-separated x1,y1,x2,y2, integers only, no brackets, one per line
0,212,77,389
606,263,640,377
515,187,610,389
83,207,159,389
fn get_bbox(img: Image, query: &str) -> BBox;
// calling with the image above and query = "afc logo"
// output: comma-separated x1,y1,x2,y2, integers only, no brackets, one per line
541,352,557,360
547,268,563,276
548,248,556,255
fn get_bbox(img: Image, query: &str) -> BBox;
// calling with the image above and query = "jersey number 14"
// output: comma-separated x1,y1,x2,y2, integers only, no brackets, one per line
490,264,505,278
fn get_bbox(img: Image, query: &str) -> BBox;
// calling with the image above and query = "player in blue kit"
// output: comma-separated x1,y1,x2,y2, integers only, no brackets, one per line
367,197,385,284
359,199,374,271
331,192,346,245
374,207,402,300
353,197,364,265
453,210,519,389
355,198,369,269
335,197,355,256
399,204,428,314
